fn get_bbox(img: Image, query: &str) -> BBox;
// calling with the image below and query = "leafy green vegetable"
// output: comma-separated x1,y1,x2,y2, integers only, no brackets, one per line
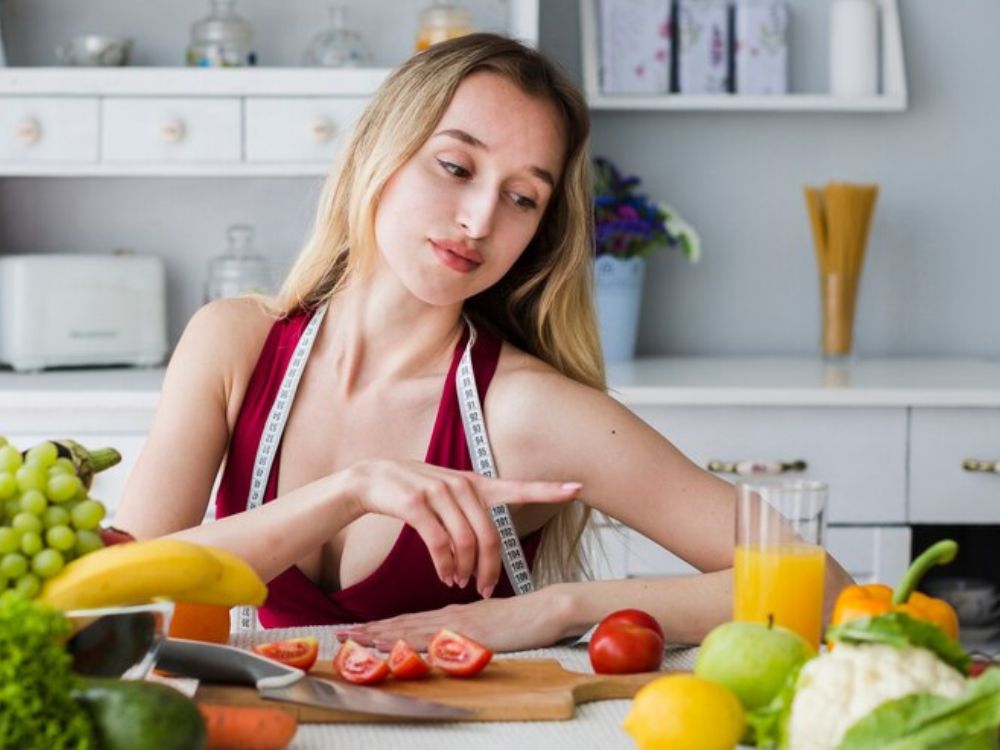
745,660,805,748
826,612,971,675
0,593,96,749
837,667,1000,749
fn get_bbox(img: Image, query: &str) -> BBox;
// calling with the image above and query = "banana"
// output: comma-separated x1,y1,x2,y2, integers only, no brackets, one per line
38,538,223,611
173,546,267,607
54,439,122,490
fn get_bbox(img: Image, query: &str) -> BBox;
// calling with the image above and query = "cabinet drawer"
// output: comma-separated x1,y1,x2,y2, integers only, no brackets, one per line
617,525,910,584
909,408,1000,523
102,98,240,163
0,98,98,163
245,97,367,163
629,406,907,523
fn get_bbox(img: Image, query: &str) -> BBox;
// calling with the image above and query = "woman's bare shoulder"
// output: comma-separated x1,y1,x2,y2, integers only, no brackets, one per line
488,343,616,433
170,297,278,409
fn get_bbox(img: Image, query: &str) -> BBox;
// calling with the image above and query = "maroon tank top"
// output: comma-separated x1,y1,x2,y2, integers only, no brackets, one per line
214,308,541,628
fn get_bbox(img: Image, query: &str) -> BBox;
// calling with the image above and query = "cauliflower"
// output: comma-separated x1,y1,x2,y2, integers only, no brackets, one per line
784,643,966,750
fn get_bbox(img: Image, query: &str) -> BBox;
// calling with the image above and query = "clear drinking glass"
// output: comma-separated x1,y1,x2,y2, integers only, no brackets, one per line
733,479,828,649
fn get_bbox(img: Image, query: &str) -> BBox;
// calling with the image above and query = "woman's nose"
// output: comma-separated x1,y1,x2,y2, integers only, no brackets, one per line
456,186,498,239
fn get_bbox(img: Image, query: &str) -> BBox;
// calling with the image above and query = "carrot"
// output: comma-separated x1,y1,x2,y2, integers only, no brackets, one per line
198,703,298,750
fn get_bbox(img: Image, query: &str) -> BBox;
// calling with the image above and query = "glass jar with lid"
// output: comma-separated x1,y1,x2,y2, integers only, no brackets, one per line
204,225,272,303
186,0,256,67
303,3,372,68
415,1,474,52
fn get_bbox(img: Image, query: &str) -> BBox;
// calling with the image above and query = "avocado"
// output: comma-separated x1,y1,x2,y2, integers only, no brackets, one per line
72,677,206,750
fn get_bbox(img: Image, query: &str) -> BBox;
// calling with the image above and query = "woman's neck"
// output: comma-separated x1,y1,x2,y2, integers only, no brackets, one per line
320,270,465,396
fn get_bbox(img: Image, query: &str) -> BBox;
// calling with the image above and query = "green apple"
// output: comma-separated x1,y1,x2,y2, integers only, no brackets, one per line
694,621,815,710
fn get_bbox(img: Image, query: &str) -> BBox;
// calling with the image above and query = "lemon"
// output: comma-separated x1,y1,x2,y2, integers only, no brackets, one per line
623,673,745,750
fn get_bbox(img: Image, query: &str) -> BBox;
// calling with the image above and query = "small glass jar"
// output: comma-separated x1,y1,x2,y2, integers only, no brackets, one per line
186,0,256,68
302,3,372,68
204,225,272,303
415,1,473,52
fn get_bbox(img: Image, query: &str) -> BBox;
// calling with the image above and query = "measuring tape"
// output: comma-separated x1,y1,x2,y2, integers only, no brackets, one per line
237,307,532,631
456,316,535,596
237,303,329,632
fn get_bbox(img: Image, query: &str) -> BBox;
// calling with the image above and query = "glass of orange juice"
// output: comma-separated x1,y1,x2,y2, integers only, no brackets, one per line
733,479,828,650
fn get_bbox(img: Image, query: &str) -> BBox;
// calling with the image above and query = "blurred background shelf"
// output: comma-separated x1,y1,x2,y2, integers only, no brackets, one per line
579,0,907,113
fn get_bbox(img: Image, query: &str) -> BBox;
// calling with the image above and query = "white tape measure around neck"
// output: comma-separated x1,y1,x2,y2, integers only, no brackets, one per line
456,316,535,596
236,307,533,632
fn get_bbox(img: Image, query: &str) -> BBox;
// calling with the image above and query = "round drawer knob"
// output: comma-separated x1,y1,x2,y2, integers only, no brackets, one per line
160,119,187,144
707,459,808,476
309,118,336,143
16,118,42,146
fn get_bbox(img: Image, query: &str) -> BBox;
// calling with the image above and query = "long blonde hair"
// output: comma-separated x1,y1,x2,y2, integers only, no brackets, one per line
275,34,605,585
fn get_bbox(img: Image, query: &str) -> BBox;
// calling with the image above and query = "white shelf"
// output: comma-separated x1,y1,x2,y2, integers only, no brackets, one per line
579,0,908,113
587,93,906,112
0,67,392,97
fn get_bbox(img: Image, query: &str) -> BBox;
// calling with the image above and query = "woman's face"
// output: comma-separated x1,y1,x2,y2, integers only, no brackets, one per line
373,71,567,307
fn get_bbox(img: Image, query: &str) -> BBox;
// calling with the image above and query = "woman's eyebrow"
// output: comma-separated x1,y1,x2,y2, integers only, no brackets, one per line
434,128,555,188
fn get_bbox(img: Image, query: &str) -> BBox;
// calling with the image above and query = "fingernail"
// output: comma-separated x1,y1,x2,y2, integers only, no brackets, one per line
561,482,583,493
459,576,469,589
481,583,495,599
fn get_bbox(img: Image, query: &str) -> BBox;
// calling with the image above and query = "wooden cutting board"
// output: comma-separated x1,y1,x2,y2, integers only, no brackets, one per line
195,659,671,722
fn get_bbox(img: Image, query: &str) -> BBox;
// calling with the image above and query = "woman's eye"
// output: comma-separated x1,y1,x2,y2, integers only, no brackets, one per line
511,194,538,211
437,159,471,178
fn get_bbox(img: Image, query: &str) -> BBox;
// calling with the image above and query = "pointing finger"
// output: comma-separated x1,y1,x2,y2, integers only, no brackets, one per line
476,478,582,507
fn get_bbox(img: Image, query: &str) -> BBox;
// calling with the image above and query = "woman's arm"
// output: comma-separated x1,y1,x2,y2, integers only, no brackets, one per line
113,300,362,580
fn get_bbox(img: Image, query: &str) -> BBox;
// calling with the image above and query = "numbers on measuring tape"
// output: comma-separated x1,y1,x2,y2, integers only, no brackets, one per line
456,318,535,596
237,304,328,632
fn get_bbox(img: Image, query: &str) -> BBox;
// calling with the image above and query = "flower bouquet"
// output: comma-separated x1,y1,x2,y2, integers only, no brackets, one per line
593,157,701,261
591,157,701,363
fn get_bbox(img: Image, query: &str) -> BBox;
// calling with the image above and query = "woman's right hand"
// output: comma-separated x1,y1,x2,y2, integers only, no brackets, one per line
337,459,582,598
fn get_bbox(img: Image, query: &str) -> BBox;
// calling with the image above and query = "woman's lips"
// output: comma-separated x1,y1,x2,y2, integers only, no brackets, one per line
430,240,482,274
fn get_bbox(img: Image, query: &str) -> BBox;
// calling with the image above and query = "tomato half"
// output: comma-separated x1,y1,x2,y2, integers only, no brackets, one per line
588,622,663,675
252,637,319,671
387,640,430,679
427,629,493,677
333,639,390,685
597,608,664,641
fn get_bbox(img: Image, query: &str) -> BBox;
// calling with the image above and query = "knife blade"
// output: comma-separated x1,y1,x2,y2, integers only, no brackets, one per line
157,638,473,720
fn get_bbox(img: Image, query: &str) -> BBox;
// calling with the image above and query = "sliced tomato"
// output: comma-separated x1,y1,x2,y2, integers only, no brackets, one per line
387,640,430,680
427,629,493,677
333,639,390,685
252,636,319,671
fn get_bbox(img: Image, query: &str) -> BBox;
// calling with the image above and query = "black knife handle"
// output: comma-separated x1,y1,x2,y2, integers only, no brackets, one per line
158,638,303,687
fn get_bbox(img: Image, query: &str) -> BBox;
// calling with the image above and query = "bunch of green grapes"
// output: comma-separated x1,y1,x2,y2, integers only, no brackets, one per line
0,437,107,599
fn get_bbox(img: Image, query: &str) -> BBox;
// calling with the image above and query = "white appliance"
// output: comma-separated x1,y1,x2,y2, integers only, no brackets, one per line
0,254,168,371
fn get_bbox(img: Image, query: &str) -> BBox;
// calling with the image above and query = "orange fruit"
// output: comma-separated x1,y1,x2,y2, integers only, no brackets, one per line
168,602,231,644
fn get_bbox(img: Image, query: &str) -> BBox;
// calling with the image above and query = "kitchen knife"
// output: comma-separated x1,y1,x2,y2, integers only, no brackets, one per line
157,638,472,720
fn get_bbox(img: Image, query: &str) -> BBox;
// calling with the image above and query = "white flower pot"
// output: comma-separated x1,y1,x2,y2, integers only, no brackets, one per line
594,255,646,363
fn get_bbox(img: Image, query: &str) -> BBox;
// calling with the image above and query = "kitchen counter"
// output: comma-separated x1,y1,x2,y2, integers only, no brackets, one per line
3,357,1000,415
605,357,1000,407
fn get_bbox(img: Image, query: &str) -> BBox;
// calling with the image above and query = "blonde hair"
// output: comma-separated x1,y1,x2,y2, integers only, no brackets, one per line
275,34,605,586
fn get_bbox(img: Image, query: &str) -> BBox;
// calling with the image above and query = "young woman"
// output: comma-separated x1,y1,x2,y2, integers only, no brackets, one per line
115,34,850,652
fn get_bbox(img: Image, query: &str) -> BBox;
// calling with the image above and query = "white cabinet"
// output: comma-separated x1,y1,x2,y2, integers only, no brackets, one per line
909,408,1000,523
588,522,911,586
102,98,241,163
0,0,540,176
630,405,908,523
0,97,98,162
245,97,368,163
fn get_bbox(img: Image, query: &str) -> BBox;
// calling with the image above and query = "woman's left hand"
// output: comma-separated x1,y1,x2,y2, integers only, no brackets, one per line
334,589,572,653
